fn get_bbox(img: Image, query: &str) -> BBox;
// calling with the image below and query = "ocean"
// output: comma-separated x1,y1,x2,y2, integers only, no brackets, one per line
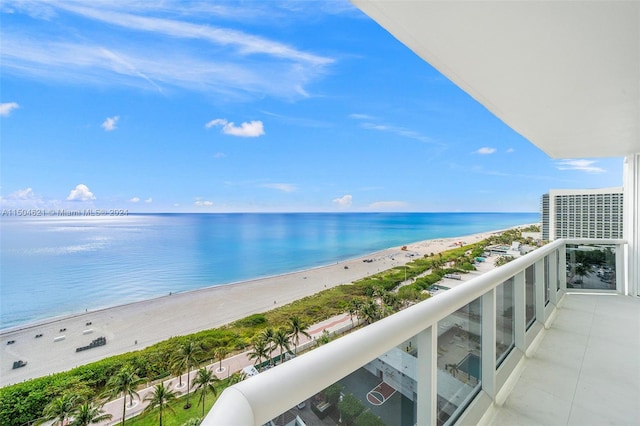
0,212,538,330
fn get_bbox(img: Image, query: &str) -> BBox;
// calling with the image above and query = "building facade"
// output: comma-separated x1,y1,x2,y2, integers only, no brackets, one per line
541,188,624,241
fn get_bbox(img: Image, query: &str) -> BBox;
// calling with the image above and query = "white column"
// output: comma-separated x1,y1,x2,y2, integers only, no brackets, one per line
623,153,639,296
416,326,437,425
548,252,559,305
534,260,545,323
481,289,496,398
513,271,526,352
616,242,626,295
559,244,567,293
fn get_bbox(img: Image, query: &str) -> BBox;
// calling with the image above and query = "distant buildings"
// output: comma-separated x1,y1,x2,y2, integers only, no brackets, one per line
541,188,624,241
486,242,525,258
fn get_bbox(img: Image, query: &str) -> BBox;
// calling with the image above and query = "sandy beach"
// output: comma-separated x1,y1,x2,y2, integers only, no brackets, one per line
0,228,507,387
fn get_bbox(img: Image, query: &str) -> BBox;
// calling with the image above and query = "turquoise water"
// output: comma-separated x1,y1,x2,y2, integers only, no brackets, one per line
0,212,537,329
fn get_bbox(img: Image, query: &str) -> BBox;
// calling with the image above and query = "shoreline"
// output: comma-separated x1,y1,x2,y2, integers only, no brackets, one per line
0,246,397,336
0,225,528,387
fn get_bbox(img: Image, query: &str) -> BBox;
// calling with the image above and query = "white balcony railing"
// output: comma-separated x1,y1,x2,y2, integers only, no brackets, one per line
204,238,627,426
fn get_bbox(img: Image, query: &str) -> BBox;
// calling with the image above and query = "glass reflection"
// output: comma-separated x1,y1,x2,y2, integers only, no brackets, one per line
566,244,616,290
525,265,536,328
496,278,515,365
437,298,482,425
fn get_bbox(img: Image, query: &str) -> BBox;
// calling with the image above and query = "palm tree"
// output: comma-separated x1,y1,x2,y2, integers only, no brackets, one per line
382,291,400,311
371,285,385,299
143,383,177,426
260,328,276,366
172,341,203,409
42,393,80,426
349,300,358,327
573,264,589,284
169,357,186,388
191,367,220,417
248,336,269,370
348,301,360,326
287,316,310,355
273,328,292,364
446,363,460,377
361,299,380,324
104,365,144,426
213,347,228,373
228,371,247,385
70,401,112,426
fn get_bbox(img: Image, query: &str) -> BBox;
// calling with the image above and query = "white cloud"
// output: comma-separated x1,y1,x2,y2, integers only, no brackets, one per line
2,3,334,100
9,187,36,200
101,115,119,131
213,152,227,159
0,187,45,208
332,194,353,207
556,159,606,173
194,200,214,207
206,118,265,138
261,183,297,193
368,201,408,210
205,118,227,129
349,113,374,120
0,102,20,117
53,3,333,66
67,184,96,201
476,147,496,155
130,197,141,203
145,197,153,203
353,116,439,145
506,148,515,153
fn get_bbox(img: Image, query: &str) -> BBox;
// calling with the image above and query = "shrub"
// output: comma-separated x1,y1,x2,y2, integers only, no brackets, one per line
234,313,267,328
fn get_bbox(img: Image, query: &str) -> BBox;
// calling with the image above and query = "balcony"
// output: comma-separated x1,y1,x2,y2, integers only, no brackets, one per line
204,238,637,425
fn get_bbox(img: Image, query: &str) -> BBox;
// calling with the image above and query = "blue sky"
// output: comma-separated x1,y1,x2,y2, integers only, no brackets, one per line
0,1,623,213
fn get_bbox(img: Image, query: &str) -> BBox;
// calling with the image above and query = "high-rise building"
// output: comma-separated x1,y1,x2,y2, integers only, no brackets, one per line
541,188,624,241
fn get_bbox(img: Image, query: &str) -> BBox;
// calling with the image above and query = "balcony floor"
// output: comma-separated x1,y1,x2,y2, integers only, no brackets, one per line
485,293,640,426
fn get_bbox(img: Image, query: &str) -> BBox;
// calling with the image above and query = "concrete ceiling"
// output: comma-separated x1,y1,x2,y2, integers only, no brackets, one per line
352,1,639,159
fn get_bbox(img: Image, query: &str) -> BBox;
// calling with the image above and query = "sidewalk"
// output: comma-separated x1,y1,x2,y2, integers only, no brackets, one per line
98,313,356,425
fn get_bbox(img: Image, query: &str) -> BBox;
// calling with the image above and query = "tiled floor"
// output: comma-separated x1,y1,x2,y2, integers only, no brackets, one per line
488,293,640,426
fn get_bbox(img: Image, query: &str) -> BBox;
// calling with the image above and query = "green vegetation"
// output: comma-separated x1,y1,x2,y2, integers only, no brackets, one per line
105,364,144,426
521,224,541,232
485,227,539,246
338,393,365,425
495,255,515,267
355,410,385,426
125,380,227,426
191,368,219,418
41,393,80,426
0,232,529,426
171,341,202,409
323,383,343,405
571,246,614,268
70,401,113,426
143,383,178,426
